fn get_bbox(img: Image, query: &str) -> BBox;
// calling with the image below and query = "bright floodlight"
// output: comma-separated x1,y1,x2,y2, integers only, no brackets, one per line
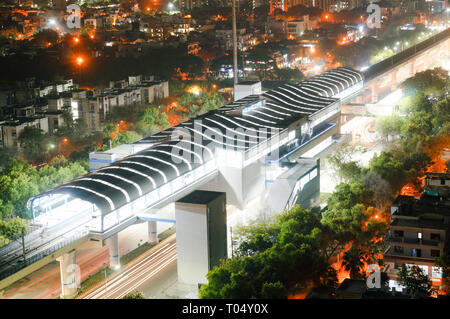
48,18,56,26
168,3,174,9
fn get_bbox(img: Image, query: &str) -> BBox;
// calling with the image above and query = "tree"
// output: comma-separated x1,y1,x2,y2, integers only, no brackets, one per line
0,147,17,170
400,111,434,152
368,151,405,190
138,108,160,127
327,142,363,183
122,291,146,299
273,68,305,82
113,131,142,147
431,97,450,129
234,222,278,257
261,282,287,299
397,265,432,298
0,217,26,241
321,182,387,262
401,67,449,96
435,254,450,295
103,123,118,140
342,246,366,280
361,172,394,210
375,115,403,141
32,29,59,46
200,205,329,299
0,158,39,219
18,126,52,163
178,54,205,78
315,266,339,293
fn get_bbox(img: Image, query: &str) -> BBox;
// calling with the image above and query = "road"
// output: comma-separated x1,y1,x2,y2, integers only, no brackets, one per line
1,221,171,299
80,235,177,299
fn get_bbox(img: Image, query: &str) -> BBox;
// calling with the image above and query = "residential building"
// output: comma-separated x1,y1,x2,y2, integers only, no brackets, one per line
384,172,450,293
286,16,316,38
0,115,48,149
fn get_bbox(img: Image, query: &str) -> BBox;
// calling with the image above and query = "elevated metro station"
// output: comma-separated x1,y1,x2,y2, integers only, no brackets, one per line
29,67,362,230
0,67,364,296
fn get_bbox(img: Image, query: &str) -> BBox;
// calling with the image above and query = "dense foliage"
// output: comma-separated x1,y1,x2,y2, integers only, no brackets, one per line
0,156,87,246
199,203,385,298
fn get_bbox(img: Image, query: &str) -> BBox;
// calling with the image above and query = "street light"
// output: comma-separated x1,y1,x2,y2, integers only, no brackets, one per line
76,56,84,83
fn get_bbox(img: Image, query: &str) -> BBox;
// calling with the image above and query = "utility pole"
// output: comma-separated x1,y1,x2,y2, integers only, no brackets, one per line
21,228,26,263
232,0,238,86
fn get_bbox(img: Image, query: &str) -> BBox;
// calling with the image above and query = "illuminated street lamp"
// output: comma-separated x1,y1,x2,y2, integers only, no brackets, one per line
76,56,84,83
168,3,174,12
187,85,202,95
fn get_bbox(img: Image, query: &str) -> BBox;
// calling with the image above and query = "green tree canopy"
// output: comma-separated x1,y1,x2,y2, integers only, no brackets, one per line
18,126,53,163
200,205,329,299
397,265,432,298
122,291,146,299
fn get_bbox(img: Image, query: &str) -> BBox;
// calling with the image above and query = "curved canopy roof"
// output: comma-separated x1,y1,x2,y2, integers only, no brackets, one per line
30,67,363,214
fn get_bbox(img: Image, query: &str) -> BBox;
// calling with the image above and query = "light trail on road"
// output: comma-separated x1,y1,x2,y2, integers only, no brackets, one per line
81,237,177,299
3,247,109,298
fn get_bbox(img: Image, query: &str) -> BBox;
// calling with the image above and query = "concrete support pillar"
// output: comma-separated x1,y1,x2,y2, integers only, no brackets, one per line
56,250,78,298
410,60,415,77
391,69,397,90
370,84,378,103
106,234,120,269
148,220,158,244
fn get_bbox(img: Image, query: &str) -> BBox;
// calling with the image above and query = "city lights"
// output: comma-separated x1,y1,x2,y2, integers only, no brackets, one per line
76,56,84,66
187,85,202,95
1,0,450,303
